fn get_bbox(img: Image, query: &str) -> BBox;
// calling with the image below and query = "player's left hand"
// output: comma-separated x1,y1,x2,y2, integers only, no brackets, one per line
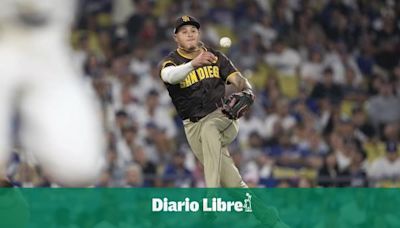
221,89,255,120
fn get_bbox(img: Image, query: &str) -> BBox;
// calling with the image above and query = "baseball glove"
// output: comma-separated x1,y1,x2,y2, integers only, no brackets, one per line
221,89,255,120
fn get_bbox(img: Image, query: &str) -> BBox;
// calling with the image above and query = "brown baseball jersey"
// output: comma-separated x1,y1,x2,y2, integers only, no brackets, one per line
159,47,238,120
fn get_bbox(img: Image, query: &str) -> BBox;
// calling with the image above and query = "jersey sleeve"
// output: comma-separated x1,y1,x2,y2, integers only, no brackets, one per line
216,51,239,83
158,55,177,79
159,56,177,71
160,59,176,69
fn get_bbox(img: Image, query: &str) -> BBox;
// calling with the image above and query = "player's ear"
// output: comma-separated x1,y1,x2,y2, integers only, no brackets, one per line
173,34,178,43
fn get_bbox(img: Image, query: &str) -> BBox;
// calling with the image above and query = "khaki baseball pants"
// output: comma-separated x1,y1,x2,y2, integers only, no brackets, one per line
183,109,247,188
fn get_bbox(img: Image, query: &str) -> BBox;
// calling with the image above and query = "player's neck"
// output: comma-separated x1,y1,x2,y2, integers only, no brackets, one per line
177,47,201,59
177,42,205,59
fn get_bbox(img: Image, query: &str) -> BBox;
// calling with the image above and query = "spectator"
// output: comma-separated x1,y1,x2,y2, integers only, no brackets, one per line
243,152,275,187
116,125,139,167
104,147,125,185
132,146,157,187
125,0,151,46
342,67,367,101
298,127,329,157
143,122,172,163
114,110,131,130
310,67,344,105
367,142,400,183
300,49,325,85
346,152,368,187
318,153,342,187
137,65,172,107
163,152,193,187
374,38,399,72
231,39,258,70
352,107,376,142
237,111,265,149
208,0,234,28
96,170,113,187
251,15,277,48
111,0,134,25
264,39,301,77
272,134,303,168
366,81,400,129
135,89,177,140
264,98,297,139
355,39,375,77
122,163,144,187
129,47,151,77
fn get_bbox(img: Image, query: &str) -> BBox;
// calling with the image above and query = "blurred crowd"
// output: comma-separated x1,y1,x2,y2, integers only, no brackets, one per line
8,0,400,187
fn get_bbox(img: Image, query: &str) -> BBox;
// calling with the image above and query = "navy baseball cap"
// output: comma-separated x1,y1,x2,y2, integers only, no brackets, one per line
174,15,200,33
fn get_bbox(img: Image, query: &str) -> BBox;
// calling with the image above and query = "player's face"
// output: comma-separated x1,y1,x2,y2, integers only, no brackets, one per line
174,25,200,51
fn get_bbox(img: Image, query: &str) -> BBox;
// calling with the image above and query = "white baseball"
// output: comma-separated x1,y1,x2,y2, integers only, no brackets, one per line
219,37,232,48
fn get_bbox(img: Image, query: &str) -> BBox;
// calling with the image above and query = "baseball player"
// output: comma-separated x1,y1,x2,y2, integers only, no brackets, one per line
0,0,105,186
159,16,255,188
160,16,290,228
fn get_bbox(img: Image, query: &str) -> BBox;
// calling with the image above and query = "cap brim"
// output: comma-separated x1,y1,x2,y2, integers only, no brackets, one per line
174,21,200,33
